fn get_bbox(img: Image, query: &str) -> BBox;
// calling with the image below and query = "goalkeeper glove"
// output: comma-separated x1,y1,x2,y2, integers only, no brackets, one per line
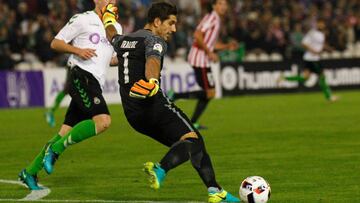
102,4,118,28
129,78,159,99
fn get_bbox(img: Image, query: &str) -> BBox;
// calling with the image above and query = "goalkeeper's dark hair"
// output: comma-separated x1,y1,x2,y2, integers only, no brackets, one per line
147,1,177,23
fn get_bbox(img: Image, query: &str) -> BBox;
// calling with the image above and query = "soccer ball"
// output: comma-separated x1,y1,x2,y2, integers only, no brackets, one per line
239,176,271,203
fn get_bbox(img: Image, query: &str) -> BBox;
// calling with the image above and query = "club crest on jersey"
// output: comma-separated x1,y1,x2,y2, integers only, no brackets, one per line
94,97,101,105
153,43,163,53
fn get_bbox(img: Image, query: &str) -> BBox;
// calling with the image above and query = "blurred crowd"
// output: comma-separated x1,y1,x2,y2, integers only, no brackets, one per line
0,0,360,70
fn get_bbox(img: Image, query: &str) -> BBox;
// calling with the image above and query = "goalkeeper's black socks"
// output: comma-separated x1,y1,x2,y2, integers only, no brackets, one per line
159,136,220,189
160,140,192,172
188,136,220,189
191,98,210,123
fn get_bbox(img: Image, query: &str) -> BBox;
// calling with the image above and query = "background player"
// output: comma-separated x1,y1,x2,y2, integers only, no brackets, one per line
279,18,338,101
45,68,70,127
167,0,238,129
103,2,239,202
18,0,122,190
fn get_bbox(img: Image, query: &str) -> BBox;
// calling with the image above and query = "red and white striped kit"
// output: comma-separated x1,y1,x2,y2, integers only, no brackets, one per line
188,11,221,68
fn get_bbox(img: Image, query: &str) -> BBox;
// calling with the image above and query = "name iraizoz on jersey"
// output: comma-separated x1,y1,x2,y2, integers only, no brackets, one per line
121,40,138,49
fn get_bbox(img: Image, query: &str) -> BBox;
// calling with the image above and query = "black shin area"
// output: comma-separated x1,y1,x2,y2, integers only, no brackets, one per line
159,140,192,172
188,136,220,189
159,135,220,189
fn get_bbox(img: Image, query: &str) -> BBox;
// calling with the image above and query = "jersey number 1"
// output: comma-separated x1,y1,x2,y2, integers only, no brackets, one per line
122,52,129,84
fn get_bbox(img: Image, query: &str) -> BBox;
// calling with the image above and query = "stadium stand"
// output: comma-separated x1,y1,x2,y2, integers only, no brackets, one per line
0,0,359,70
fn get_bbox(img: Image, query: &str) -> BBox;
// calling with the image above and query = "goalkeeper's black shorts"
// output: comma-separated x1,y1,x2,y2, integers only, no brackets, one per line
120,88,199,147
64,66,110,127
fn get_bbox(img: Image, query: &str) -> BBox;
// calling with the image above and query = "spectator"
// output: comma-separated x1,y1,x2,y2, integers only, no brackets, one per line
0,0,359,67
0,26,15,70
34,15,57,62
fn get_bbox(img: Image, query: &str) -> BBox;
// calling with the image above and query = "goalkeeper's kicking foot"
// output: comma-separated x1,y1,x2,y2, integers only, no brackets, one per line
208,187,240,203
43,146,59,175
45,110,55,127
18,169,43,190
143,162,166,190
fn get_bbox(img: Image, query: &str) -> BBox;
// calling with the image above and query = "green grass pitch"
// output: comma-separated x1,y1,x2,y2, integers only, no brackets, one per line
0,91,359,202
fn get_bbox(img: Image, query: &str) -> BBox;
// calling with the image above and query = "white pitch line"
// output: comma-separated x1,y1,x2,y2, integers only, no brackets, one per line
0,179,205,203
0,179,25,186
0,179,51,201
0,200,204,203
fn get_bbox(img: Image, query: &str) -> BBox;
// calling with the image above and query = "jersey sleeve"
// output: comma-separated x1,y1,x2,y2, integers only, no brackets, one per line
110,23,124,55
144,35,167,60
111,34,125,53
55,14,84,43
114,23,123,35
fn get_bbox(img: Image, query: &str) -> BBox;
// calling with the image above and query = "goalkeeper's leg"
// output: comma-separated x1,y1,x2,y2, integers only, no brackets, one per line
157,133,239,202
159,134,220,188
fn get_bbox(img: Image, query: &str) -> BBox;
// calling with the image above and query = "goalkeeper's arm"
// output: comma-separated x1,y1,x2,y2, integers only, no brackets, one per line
129,57,161,99
145,56,161,81
102,4,118,41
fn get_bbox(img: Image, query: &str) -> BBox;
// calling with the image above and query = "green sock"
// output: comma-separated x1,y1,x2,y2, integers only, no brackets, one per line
50,91,66,112
25,134,62,175
285,75,306,83
318,75,332,100
51,120,96,155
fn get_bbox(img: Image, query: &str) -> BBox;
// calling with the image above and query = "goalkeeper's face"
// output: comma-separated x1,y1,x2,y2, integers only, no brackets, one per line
155,15,177,41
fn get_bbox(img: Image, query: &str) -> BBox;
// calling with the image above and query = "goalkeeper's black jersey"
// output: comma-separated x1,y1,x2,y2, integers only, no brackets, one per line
111,30,196,146
111,29,167,111
111,29,167,92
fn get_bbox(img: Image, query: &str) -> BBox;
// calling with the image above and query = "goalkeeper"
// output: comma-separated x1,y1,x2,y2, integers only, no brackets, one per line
104,2,239,202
